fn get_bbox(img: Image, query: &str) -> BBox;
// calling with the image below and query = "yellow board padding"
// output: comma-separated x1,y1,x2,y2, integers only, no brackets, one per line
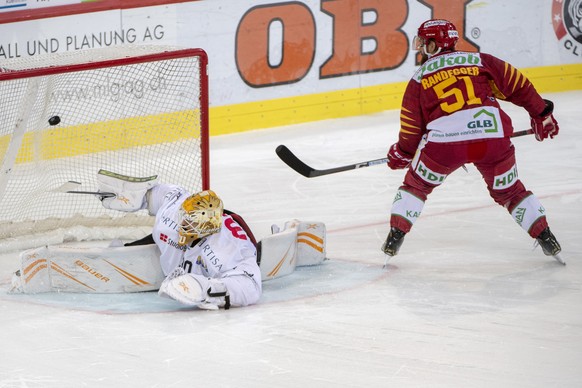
1,63,579,159
210,82,407,136
210,63,582,136
521,63,582,92
1,110,200,163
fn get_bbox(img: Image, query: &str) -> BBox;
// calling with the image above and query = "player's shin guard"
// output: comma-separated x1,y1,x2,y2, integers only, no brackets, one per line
390,188,425,233
382,189,425,257
508,193,547,237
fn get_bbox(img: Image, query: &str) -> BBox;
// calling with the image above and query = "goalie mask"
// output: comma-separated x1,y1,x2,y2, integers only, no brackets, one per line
177,190,224,245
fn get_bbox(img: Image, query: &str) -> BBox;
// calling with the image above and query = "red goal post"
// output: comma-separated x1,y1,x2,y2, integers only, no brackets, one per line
0,46,209,248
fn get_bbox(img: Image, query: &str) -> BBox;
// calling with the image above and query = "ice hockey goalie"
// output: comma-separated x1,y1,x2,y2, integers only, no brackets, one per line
9,219,327,294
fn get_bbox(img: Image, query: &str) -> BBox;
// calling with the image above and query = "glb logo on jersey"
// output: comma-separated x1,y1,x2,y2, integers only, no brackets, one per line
493,165,518,190
552,0,582,57
468,109,498,133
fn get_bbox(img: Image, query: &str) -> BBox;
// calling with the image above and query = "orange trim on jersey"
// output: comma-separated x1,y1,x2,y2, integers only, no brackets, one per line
401,121,420,129
399,128,418,135
488,80,507,99
400,112,414,121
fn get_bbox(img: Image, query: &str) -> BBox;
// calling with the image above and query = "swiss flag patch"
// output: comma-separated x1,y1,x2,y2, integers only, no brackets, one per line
160,233,168,242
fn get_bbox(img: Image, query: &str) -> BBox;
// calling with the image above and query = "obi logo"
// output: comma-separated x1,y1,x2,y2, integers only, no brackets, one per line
415,161,447,185
468,109,498,133
552,0,582,57
493,165,518,190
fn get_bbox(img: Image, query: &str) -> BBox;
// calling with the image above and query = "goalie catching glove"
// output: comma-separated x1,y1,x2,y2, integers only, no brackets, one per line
158,267,230,310
97,169,158,212
531,99,559,142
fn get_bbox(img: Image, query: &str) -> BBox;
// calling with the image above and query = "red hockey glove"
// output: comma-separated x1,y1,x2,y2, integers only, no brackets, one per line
531,99,559,141
387,143,413,170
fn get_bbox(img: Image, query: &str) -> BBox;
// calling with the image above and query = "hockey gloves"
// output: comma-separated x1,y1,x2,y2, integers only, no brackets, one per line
531,99,559,141
387,143,413,169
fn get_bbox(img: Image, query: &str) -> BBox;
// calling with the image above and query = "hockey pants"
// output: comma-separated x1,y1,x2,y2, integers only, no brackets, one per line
390,138,548,238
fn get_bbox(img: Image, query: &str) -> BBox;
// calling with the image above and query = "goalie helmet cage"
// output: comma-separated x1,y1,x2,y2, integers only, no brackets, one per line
0,46,209,247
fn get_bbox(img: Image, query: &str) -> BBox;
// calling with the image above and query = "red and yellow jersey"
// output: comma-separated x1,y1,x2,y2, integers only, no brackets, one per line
398,51,547,155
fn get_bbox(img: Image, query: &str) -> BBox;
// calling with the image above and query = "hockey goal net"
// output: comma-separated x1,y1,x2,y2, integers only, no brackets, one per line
0,46,209,250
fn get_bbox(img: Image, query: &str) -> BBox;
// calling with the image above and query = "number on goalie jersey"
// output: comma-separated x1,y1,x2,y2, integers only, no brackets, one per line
138,184,262,309
382,19,562,263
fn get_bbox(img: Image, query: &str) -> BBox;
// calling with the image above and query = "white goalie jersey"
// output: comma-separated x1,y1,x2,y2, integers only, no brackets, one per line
147,184,262,307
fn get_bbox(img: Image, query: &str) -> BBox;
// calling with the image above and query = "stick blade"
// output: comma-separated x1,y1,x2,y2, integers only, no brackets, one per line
275,145,316,178
50,181,115,198
51,181,82,193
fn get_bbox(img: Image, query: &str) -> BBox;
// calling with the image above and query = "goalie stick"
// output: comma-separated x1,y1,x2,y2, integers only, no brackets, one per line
51,181,115,198
277,129,534,178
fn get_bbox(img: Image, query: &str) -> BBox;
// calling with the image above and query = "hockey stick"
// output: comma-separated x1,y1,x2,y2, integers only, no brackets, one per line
276,129,534,178
50,181,116,198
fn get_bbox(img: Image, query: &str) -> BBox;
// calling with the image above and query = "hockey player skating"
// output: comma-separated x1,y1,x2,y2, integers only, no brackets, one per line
382,19,563,264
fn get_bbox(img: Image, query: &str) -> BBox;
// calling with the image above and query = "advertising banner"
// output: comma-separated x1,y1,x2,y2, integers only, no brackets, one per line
1,0,580,134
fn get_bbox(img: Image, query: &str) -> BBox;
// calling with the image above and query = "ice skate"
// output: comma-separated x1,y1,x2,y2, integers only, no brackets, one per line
381,227,406,257
536,227,565,265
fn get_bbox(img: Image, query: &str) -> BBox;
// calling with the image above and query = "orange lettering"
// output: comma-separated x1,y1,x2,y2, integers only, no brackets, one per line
236,3,316,87
320,0,407,78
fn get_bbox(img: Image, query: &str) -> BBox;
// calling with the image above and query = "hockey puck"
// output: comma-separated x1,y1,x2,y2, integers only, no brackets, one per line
48,116,61,126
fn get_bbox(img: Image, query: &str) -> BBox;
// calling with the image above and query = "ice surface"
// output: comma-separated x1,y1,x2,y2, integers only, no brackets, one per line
0,91,580,387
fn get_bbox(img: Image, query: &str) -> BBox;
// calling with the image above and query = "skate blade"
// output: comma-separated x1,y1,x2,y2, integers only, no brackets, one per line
552,253,566,266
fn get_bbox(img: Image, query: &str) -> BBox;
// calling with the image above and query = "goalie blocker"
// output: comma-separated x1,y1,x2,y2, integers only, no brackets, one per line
10,220,327,294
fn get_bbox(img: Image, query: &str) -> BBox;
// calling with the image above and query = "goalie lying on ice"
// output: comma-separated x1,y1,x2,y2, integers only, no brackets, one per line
10,170,327,310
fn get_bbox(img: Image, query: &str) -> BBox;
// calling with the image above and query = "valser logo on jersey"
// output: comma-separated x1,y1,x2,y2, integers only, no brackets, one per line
552,0,582,57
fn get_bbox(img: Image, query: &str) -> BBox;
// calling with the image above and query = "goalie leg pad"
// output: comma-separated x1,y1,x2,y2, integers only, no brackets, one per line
258,225,298,281
11,244,165,294
296,221,326,266
258,220,327,281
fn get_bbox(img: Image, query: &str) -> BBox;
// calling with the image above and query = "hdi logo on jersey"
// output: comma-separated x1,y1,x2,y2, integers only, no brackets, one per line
415,161,447,186
493,165,518,190
552,0,582,57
